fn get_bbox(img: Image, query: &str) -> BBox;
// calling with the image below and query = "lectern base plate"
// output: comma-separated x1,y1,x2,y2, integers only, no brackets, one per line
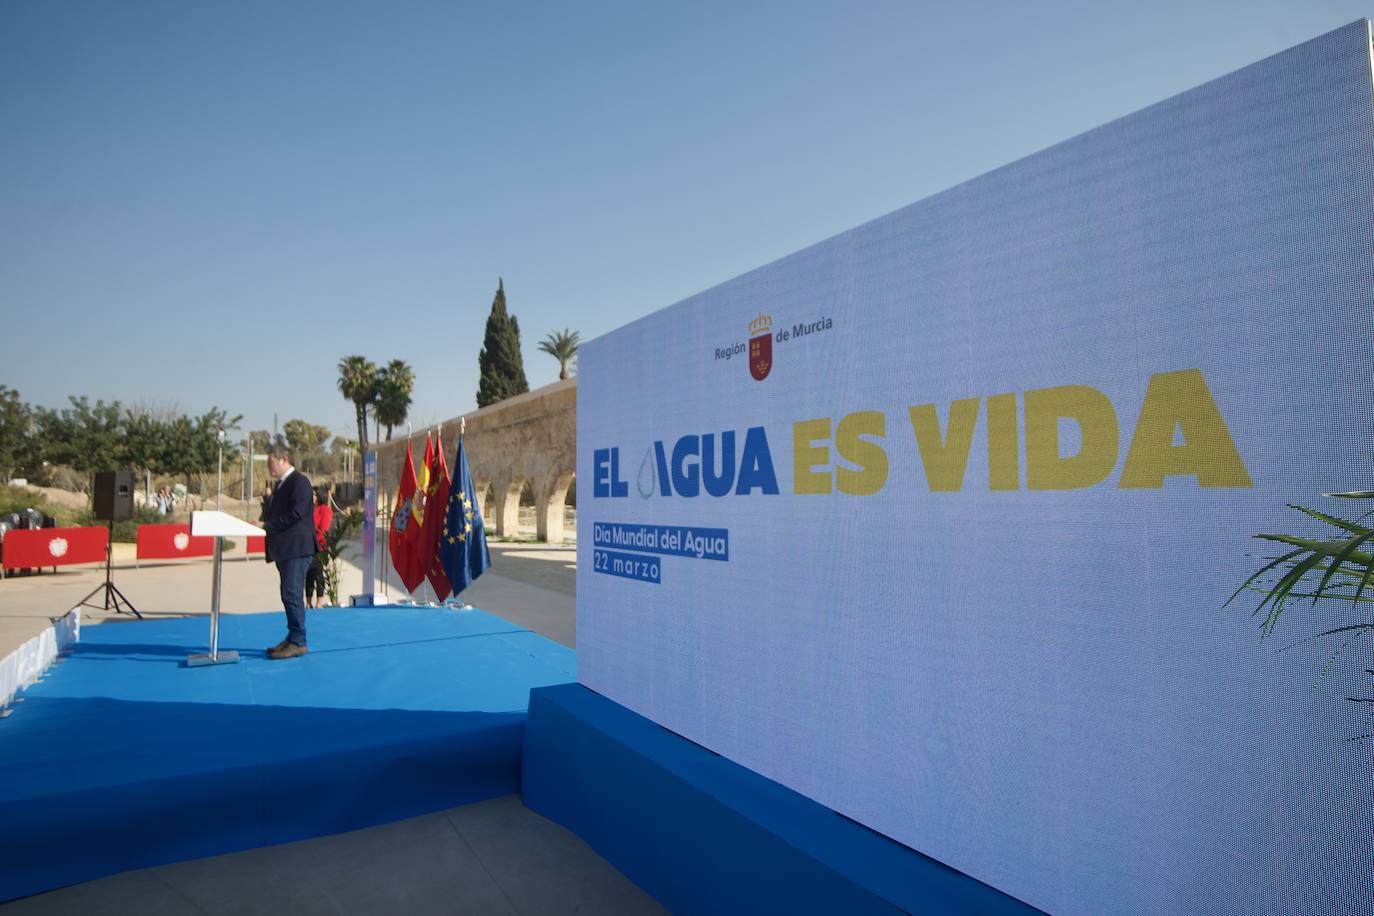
186,650,241,667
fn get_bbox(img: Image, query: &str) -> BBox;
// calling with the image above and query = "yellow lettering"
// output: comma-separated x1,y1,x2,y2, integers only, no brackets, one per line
987,393,1019,490
1024,385,1118,490
792,418,832,494
835,411,888,496
1119,369,1253,488
909,399,979,491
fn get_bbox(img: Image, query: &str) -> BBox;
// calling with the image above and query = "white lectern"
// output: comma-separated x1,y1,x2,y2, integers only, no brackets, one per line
187,511,266,667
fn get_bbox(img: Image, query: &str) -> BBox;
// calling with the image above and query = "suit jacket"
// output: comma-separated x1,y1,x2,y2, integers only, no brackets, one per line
264,470,315,562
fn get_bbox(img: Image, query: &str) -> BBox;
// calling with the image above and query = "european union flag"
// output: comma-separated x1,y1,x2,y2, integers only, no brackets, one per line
438,434,491,595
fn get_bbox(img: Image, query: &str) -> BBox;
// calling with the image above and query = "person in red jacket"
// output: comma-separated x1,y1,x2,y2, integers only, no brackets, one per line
304,488,333,608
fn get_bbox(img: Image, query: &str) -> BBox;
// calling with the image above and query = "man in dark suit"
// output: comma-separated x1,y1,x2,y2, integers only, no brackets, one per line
263,446,315,659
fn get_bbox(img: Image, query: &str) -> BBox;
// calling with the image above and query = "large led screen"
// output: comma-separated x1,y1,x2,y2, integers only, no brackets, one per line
577,22,1374,914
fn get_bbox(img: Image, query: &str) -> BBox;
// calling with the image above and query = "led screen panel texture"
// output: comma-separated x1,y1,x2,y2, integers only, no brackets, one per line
577,22,1374,915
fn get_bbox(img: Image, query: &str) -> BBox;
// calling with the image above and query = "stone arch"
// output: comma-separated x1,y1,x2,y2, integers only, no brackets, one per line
516,479,537,537
496,476,526,538
370,379,577,547
474,480,495,527
497,476,540,539
538,470,576,543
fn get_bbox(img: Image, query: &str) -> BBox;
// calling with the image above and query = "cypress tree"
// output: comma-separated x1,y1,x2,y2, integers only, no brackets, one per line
476,278,530,408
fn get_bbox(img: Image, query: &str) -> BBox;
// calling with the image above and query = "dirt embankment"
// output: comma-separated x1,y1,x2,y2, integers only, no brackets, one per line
22,485,258,523
27,485,87,512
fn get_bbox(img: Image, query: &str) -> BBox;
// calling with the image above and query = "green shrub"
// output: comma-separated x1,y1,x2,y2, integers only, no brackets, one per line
0,484,81,526
72,504,164,543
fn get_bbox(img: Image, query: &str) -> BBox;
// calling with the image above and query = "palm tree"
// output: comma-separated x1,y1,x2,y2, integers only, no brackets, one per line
538,328,580,380
1227,491,1374,740
336,355,378,470
376,359,415,440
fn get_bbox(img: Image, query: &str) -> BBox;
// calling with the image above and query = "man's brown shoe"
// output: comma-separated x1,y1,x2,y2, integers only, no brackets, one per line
268,643,308,660
266,639,290,656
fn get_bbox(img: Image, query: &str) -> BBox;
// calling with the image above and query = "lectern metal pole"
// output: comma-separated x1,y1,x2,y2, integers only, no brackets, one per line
187,534,240,667
209,537,222,657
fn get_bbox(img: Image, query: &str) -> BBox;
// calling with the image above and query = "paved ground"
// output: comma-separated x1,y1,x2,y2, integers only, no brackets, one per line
0,539,578,659
0,536,663,915
373,541,578,648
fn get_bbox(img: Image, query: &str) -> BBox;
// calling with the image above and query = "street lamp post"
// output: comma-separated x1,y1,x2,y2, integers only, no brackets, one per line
216,428,225,510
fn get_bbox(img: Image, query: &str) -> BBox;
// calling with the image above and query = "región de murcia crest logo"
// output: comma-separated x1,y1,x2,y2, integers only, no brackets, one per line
749,313,772,381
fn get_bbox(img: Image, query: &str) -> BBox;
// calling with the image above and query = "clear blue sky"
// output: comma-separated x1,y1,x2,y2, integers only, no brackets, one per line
1,0,1366,443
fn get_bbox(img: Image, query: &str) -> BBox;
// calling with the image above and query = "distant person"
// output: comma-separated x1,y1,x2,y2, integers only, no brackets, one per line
304,488,333,609
262,446,314,660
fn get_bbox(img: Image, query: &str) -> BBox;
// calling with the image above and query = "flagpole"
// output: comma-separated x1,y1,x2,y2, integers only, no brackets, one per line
449,415,473,610
401,424,415,604
422,424,435,606
401,422,406,601
380,494,390,600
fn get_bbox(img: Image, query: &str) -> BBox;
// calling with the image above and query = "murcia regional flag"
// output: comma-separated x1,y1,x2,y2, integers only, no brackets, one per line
390,439,425,593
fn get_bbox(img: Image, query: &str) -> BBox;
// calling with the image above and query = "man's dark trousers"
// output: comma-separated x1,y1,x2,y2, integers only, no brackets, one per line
263,466,315,649
277,555,312,647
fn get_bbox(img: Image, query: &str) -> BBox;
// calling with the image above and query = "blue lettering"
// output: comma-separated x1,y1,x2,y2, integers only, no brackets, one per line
594,448,611,498
654,441,672,496
736,426,779,495
671,435,701,497
702,431,735,497
594,447,629,498
609,446,628,497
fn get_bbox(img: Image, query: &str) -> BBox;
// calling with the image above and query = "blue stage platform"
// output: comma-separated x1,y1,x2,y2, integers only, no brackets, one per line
0,606,575,902
523,683,1038,915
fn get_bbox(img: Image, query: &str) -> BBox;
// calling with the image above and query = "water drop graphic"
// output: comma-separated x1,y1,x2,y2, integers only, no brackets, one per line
637,446,656,498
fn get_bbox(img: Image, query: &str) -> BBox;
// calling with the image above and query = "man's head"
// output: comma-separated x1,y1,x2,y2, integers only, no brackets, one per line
266,446,293,479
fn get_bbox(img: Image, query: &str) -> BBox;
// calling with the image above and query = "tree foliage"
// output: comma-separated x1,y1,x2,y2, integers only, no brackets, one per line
321,506,365,605
477,278,529,408
337,355,379,470
35,396,126,476
1227,495,1374,742
0,386,37,482
154,408,242,487
283,418,331,455
376,359,415,440
0,388,240,493
247,430,276,453
538,328,580,380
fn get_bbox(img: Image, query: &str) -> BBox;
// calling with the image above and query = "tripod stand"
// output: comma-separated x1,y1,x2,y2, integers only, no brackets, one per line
78,519,141,618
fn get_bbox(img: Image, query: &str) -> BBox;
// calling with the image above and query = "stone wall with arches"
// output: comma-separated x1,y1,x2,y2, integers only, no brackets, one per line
371,378,576,542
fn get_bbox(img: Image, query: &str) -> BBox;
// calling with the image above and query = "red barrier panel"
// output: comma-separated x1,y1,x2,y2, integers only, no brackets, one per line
247,536,265,554
2,526,108,570
136,523,215,560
